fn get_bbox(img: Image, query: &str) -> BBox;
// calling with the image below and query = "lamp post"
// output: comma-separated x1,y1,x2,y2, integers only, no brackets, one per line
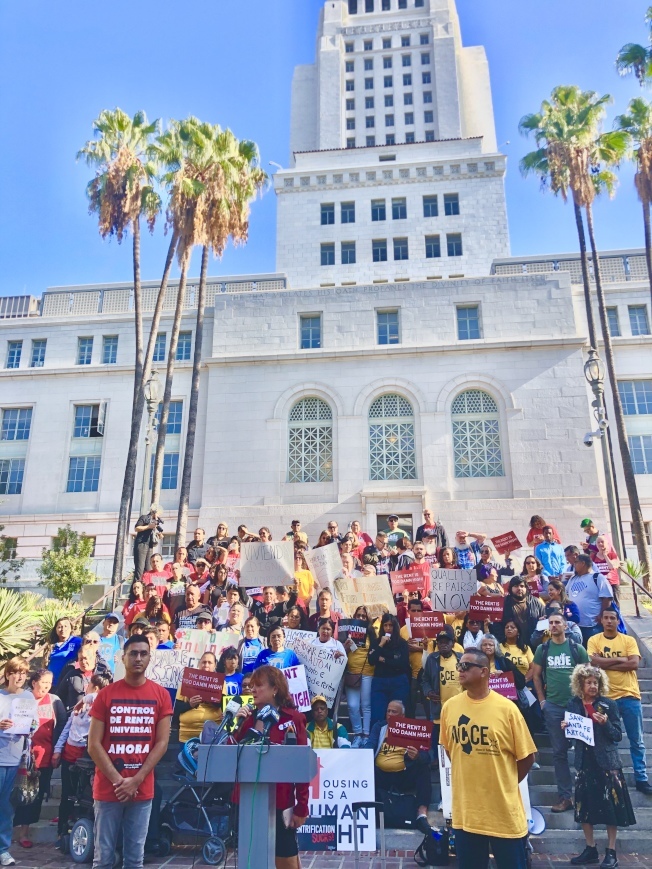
140,371,161,516
583,349,624,559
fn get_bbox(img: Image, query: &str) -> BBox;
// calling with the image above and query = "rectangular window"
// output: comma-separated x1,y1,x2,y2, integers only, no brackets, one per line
405,112,414,125
321,243,335,266
403,73,412,86
392,197,407,219
347,117,356,130
0,459,25,496
153,333,166,362
629,435,652,474
425,235,441,258
385,95,394,107
366,116,375,128
457,305,481,340
341,201,356,223
1,408,32,441
321,203,335,225
372,239,388,262
346,60,354,73
347,137,356,148
405,132,415,143
365,0,374,10
6,341,22,370
404,93,413,105
425,130,435,142
300,314,322,349
102,335,118,365
156,400,184,434
402,55,412,67
342,241,357,264
383,56,392,69
378,310,400,345
384,75,393,88
424,110,434,123
364,39,373,50
422,71,432,84
365,96,375,109
366,135,376,146
30,339,46,368
385,133,396,145
348,0,358,12
618,380,652,415
447,233,463,256
398,0,407,9
364,58,373,71
383,36,392,48
382,0,391,10
423,195,438,217
161,453,179,490
66,456,101,493
345,42,354,53
421,52,431,64
393,237,409,260
372,199,386,221
444,193,460,216
415,0,425,6
401,35,411,47
73,404,104,439
629,305,651,336
346,98,355,111
420,33,429,44
346,80,355,92
2,537,17,559
365,77,374,90
77,337,93,366
385,114,395,126
176,331,192,361
423,91,433,104
607,307,620,337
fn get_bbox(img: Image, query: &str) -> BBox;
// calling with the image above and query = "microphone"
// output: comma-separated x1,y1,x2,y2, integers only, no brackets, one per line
258,705,281,742
201,696,244,746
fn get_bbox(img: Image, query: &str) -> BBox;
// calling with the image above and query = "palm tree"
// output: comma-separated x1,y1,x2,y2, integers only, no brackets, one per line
614,97,652,310
78,108,160,588
520,86,651,588
616,6,652,84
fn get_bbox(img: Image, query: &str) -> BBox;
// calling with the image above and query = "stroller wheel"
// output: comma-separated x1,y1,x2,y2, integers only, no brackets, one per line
202,836,226,866
70,818,94,863
158,828,173,858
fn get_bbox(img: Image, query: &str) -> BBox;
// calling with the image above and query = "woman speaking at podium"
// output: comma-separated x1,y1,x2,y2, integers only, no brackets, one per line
233,665,309,868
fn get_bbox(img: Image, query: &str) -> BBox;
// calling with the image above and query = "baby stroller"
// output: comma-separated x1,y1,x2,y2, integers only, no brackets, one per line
158,738,235,866
59,752,99,864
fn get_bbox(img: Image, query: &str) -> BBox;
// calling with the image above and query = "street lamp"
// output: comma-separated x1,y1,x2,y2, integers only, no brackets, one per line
140,371,161,516
583,349,624,559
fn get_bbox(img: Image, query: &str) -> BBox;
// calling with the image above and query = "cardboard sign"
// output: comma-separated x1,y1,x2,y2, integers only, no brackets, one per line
489,671,518,701
304,542,342,590
239,541,295,587
181,668,224,703
390,563,429,596
429,568,477,612
386,716,434,752
468,594,505,621
283,664,311,712
564,712,595,746
175,628,242,669
146,648,195,690
338,619,368,649
284,629,347,706
297,815,337,852
334,574,396,620
491,531,523,555
407,611,445,638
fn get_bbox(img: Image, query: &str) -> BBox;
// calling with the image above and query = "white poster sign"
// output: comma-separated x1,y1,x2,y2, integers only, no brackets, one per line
239,541,295,587
284,629,347,706
146,648,194,690
282,664,311,712
438,743,452,821
429,568,476,612
6,697,38,735
334,574,396,620
174,628,242,669
564,712,595,746
304,543,342,590
299,749,376,851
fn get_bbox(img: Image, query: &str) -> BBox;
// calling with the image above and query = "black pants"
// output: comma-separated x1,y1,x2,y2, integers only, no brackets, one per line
455,829,529,869
133,543,152,582
14,768,52,828
58,760,80,836
375,763,432,810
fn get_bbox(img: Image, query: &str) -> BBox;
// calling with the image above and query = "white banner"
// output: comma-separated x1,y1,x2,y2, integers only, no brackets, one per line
239,541,295,587
146,648,194,689
429,568,476,612
564,712,595,746
282,664,311,712
334,574,396,620
299,749,376,852
284,629,347,706
173,629,243,670
304,542,343,590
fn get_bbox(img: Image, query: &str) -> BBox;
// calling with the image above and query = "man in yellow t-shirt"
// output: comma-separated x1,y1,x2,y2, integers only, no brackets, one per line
587,607,652,795
440,647,536,869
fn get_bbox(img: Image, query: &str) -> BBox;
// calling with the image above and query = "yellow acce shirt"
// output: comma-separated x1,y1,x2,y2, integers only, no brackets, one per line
499,643,534,677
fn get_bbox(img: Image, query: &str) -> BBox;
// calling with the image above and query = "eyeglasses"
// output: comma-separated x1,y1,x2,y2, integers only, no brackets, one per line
83,639,99,645
456,661,484,672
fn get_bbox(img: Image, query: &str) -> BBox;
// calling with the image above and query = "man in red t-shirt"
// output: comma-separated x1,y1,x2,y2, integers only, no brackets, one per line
141,553,172,589
88,635,172,869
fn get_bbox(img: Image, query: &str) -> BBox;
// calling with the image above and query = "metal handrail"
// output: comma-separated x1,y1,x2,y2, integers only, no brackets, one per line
618,566,652,619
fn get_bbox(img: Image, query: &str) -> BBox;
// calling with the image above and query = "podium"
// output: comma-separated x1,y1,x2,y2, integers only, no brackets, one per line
197,743,318,868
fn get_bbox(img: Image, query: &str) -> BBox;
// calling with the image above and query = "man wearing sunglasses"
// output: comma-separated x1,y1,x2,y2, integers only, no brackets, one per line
439,649,536,869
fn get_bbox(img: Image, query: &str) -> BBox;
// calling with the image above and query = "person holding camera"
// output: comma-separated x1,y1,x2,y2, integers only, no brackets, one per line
133,505,163,582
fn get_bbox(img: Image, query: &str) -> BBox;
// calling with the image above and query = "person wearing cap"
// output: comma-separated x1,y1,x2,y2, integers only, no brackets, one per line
194,609,214,632
133,504,163,582
97,613,124,676
307,697,351,749
128,616,150,637
384,515,409,549
173,585,207,631
415,509,449,553
422,627,464,744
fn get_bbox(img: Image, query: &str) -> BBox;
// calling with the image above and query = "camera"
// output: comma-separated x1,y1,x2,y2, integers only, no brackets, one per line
583,433,594,448
155,518,164,534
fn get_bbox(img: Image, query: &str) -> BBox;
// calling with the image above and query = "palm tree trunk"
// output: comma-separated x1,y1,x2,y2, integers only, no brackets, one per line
151,249,192,505
111,218,145,587
586,204,651,589
643,198,652,312
142,230,179,388
175,245,208,549
573,201,597,349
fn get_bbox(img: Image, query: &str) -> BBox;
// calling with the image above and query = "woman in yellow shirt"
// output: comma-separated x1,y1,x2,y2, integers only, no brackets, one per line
177,651,223,743
342,606,375,747
499,621,534,680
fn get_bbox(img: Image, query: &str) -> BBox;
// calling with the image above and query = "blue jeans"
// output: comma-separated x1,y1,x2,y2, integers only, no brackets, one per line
616,696,648,783
370,674,409,728
455,829,529,869
580,624,601,645
0,765,18,852
345,674,373,735
93,799,152,869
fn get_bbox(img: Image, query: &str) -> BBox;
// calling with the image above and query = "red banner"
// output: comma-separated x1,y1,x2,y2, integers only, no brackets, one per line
390,563,429,596
408,611,446,638
489,671,517,701
386,716,434,752
468,594,505,621
527,579,541,597
491,531,523,555
181,668,224,703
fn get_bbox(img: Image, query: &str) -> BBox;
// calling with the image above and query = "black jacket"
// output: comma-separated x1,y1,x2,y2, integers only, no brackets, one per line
566,694,623,772
368,637,410,679
493,653,526,691
421,650,463,721
415,523,448,550
500,594,545,644
54,658,113,712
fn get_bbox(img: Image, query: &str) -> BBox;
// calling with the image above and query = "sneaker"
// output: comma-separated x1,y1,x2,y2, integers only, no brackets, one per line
636,780,652,795
531,761,540,770
600,849,618,869
550,798,573,813
0,852,16,866
351,734,363,748
570,845,599,865
415,815,431,836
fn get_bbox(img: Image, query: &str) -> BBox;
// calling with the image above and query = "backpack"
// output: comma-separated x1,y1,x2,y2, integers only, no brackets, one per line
589,573,627,634
540,638,583,683
414,828,450,866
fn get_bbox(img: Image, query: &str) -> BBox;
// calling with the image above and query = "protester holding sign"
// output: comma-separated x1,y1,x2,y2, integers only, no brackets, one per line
176,652,224,743
479,635,526,690
368,614,410,727
520,555,547,596
342,608,375,748
422,629,463,740
399,599,432,717
311,621,346,661
563,665,635,868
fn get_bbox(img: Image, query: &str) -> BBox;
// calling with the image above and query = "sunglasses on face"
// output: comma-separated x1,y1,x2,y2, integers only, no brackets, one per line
84,639,99,645
457,661,484,672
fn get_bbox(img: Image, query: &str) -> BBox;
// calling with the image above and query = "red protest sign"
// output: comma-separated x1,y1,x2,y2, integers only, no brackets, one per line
390,563,429,596
386,716,434,752
181,668,224,703
468,594,505,621
408,611,445,638
527,579,541,597
489,671,517,701
491,531,522,555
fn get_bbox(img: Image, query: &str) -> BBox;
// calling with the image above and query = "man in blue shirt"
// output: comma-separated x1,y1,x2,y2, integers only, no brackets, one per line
535,526,566,578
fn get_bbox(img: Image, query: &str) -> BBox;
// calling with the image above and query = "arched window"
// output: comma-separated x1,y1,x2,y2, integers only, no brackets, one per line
451,390,504,478
369,393,417,481
288,398,333,483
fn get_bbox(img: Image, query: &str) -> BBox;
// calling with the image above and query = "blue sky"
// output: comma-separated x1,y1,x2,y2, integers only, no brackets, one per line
0,0,647,297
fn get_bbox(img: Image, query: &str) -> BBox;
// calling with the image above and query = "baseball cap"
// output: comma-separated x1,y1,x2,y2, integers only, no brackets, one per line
311,695,328,707
437,626,455,642
132,616,150,627
388,514,399,521
196,609,213,622
580,518,594,529
104,612,123,623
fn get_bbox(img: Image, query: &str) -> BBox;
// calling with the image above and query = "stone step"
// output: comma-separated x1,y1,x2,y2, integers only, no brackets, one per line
532,730,652,749
526,767,641,787
529,830,652,855
529,784,652,809
540,806,652,830
535,746,639,766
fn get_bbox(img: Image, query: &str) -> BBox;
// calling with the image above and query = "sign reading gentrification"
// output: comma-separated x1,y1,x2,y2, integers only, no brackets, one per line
239,541,295,586
429,568,476,612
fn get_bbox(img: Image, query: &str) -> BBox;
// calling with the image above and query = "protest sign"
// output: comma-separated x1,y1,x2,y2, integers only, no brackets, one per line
334,574,396,620
429,568,476,612
6,697,38,735
297,816,337,852
491,531,523,554
337,619,368,649
304,543,342,590
146,648,194,690
386,716,434,753
468,594,505,621
527,580,541,597
174,629,242,668
283,664,311,712
284,629,347,706
181,668,224,703
407,611,445,639
564,712,595,746
301,749,376,851
438,745,452,821
489,671,518,701
390,563,429,596
239,541,294,587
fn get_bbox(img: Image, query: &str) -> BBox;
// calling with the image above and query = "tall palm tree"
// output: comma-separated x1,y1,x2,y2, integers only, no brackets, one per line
78,108,160,588
616,6,652,84
520,86,651,588
614,97,652,309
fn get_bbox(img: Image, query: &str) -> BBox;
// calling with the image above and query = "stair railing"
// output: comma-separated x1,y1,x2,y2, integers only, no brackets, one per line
619,565,652,619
